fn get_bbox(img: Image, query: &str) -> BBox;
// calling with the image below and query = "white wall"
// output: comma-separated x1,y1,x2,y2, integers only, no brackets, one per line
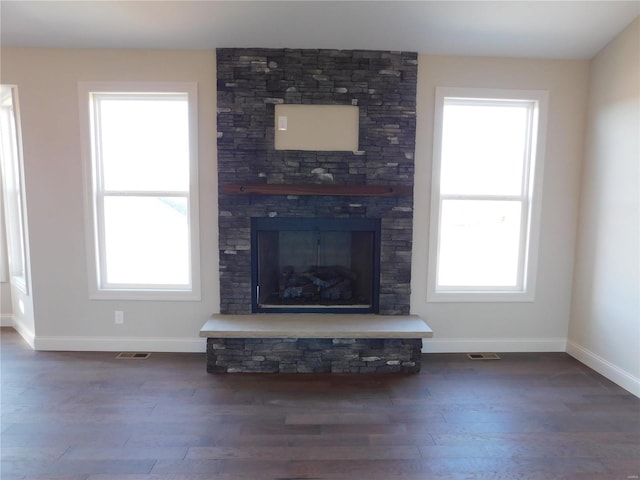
1,48,590,355
412,55,589,353
567,19,640,396
0,48,219,351
0,283,11,325
0,279,13,326
2,47,627,384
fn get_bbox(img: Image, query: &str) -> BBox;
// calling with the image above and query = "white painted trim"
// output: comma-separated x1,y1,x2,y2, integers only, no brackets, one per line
0,313,13,327
426,87,548,303
78,82,201,302
1,86,32,297
33,335,563,354
11,317,35,349
421,337,567,353
567,340,640,398
33,335,205,353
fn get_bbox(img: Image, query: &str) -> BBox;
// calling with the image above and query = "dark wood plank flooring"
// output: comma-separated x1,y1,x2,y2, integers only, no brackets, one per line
1,327,638,480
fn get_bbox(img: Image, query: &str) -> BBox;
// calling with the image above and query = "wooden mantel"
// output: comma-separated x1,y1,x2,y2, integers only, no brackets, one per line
222,183,413,197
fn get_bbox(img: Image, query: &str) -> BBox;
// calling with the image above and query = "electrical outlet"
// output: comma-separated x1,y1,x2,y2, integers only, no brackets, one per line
114,310,124,325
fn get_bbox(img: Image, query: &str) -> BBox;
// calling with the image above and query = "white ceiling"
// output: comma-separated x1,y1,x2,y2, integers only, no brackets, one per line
1,1,638,59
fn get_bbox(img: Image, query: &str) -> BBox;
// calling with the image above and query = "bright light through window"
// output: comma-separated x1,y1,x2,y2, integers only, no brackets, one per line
81,84,200,299
440,103,528,196
99,98,189,192
438,199,522,287
428,88,547,301
103,196,189,285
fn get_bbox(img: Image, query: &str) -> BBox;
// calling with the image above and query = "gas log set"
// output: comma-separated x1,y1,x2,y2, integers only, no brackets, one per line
279,265,356,303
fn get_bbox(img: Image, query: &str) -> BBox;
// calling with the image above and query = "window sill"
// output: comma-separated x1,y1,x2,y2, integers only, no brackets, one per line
89,289,201,302
427,291,535,303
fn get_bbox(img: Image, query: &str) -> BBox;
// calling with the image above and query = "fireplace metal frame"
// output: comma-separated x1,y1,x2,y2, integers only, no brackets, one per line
251,217,381,314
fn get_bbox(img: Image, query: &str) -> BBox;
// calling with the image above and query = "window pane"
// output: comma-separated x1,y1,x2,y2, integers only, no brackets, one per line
437,200,522,287
103,196,189,286
97,95,189,192
440,103,529,196
0,86,27,287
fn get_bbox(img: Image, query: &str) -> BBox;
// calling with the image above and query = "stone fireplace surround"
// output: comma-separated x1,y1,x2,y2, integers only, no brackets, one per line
217,48,417,315
212,48,422,373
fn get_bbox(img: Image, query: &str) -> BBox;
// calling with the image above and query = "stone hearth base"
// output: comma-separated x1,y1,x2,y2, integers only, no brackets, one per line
206,337,422,373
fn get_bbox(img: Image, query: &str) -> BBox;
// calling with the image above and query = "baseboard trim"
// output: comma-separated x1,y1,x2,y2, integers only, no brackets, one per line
19,333,639,395
34,335,206,353
0,313,13,327
11,318,35,349
566,340,640,397
31,335,566,355
422,337,567,353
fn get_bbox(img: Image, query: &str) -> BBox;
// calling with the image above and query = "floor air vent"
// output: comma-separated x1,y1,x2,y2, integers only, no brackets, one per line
467,353,501,360
116,352,151,359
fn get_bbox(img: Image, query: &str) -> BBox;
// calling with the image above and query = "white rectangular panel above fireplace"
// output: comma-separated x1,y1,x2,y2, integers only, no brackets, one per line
274,104,359,151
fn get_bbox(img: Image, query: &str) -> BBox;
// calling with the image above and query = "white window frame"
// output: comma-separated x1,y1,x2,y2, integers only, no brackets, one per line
0,85,29,294
79,82,200,301
0,185,8,284
427,87,548,302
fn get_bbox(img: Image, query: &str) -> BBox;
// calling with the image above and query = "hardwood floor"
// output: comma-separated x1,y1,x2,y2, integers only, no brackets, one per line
1,327,638,480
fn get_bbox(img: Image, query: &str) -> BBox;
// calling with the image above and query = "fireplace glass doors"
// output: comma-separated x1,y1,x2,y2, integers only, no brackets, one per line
251,217,381,313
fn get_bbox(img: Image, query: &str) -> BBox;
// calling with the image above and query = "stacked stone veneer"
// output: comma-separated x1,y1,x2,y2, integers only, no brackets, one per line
207,337,422,373
217,48,418,315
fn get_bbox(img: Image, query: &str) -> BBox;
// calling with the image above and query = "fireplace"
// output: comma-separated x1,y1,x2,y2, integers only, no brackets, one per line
252,217,381,313
209,48,421,373
217,48,417,316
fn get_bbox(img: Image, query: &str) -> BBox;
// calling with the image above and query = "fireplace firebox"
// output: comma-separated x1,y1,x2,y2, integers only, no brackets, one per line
251,217,381,313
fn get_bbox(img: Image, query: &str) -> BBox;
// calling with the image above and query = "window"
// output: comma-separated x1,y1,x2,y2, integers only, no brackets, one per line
0,85,29,293
80,83,200,300
427,87,548,301
0,190,8,284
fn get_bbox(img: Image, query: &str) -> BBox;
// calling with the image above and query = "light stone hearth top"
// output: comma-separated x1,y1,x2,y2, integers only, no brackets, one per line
200,314,433,339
